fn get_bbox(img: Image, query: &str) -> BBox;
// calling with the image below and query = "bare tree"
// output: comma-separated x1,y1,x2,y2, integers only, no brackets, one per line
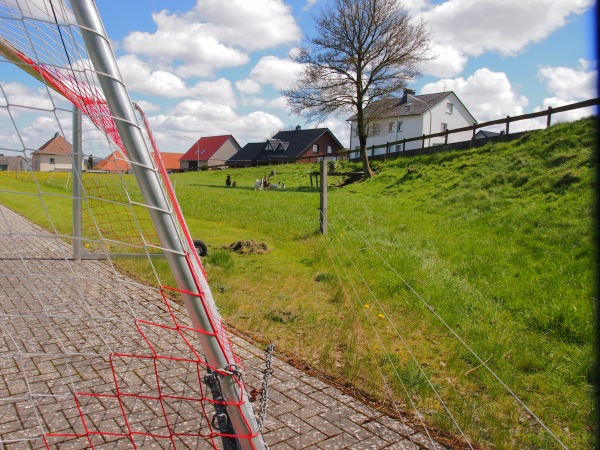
282,0,430,178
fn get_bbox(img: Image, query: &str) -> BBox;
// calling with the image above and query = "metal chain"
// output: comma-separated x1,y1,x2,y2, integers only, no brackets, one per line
256,343,275,433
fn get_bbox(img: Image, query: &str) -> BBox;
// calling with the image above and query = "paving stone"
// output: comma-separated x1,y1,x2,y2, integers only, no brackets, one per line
354,434,394,449
269,441,296,450
286,428,328,449
316,432,359,449
304,414,343,438
378,415,418,438
278,412,314,435
390,438,421,450
0,205,446,450
263,425,299,445
363,419,407,444
290,401,330,420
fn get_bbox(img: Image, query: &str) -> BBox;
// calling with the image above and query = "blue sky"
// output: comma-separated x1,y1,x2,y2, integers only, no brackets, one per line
2,0,597,153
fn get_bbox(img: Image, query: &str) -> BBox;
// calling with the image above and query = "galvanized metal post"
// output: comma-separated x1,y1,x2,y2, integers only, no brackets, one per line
320,159,327,235
72,106,82,261
71,2,263,448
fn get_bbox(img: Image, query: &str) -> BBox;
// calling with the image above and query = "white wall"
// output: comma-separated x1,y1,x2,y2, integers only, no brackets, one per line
348,93,475,158
33,154,83,172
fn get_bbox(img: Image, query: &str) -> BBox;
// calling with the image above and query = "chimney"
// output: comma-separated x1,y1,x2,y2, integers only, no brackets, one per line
402,88,416,103
295,125,301,131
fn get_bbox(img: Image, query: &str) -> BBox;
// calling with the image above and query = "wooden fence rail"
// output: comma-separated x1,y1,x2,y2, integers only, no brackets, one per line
351,97,599,157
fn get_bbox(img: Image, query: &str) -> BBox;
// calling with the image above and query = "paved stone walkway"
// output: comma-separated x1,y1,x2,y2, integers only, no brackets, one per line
0,205,448,449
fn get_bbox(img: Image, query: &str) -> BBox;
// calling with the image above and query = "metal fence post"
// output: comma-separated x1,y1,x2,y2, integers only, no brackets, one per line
72,106,82,261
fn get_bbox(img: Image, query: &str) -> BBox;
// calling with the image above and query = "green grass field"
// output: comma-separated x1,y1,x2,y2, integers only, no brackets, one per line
0,117,595,449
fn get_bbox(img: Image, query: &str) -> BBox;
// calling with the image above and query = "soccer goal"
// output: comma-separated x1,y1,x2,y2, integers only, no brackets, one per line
0,1,263,448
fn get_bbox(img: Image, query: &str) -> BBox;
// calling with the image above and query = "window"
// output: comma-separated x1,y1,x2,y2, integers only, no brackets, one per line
441,123,448,132
446,102,453,114
327,145,332,154
388,122,394,133
397,121,403,132
49,157,55,164
312,144,318,153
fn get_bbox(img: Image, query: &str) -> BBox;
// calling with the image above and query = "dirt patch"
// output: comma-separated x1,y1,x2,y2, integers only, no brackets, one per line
226,240,270,254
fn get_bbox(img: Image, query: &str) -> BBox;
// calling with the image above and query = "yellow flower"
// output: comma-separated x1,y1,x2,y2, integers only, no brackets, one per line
364,304,369,309
378,314,385,319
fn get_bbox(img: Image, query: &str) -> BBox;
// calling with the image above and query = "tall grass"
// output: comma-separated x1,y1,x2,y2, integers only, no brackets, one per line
0,117,594,449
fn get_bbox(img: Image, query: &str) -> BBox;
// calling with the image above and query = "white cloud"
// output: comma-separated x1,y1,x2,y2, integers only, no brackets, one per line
170,99,238,123
422,0,593,57
1,82,54,110
303,0,319,11
421,43,468,78
121,1,300,78
538,60,597,122
414,0,593,77
190,78,237,108
421,68,529,123
118,55,189,97
234,111,285,143
538,60,597,104
249,56,304,90
236,79,262,95
189,0,301,51
320,117,350,148
266,96,289,110
134,100,160,113
147,104,283,148
123,11,249,78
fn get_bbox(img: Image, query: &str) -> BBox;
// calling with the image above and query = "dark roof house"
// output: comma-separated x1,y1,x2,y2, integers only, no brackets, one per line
228,127,344,166
0,155,31,171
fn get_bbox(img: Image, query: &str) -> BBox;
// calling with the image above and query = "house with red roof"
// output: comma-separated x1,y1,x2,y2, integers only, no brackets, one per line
95,150,131,174
179,135,241,171
95,150,186,174
31,132,83,172
159,152,185,172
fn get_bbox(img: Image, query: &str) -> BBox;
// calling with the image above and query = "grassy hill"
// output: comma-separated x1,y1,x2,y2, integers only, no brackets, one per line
0,117,595,449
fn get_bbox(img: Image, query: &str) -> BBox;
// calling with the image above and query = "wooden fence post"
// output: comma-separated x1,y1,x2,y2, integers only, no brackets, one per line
505,115,510,135
472,123,477,140
319,159,327,235
547,106,552,127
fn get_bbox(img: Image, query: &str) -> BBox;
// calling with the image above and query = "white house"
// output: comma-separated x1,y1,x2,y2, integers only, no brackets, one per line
348,89,477,159
179,135,242,170
31,132,83,172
